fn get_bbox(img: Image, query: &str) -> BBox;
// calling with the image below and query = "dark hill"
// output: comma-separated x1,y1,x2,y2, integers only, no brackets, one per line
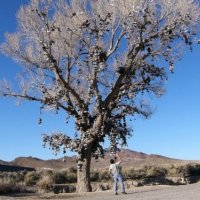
0,164,35,172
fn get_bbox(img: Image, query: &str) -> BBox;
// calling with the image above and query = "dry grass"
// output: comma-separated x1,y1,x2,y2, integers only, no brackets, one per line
1,162,200,194
0,179,26,194
37,175,53,192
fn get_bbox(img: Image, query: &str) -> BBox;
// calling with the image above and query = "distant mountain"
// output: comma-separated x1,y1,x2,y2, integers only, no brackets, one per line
92,149,182,169
0,160,10,165
0,149,187,171
11,156,77,170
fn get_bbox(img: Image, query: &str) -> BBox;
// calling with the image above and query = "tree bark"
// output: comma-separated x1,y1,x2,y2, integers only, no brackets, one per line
76,151,92,193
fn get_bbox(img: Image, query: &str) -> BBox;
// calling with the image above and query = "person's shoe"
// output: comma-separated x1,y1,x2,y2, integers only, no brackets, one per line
122,192,127,194
115,192,118,195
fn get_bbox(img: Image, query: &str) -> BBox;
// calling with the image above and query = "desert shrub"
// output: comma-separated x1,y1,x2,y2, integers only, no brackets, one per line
177,165,188,176
0,171,26,185
167,165,179,176
145,166,167,177
167,165,187,177
133,168,146,179
42,169,54,177
37,175,53,192
123,166,168,180
189,164,200,176
0,179,26,194
65,172,77,183
123,168,137,179
53,170,77,183
165,164,200,177
98,170,110,181
9,172,25,184
24,171,40,186
90,170,99,182
0,172,10,182
53,184,76,194
68,167,77,174
52,171,67,184
181,164,200,177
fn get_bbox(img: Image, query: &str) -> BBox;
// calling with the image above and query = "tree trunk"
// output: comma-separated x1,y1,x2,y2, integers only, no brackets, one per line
76,151,92,193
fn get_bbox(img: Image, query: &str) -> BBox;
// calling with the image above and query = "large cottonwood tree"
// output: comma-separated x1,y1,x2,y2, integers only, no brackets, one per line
0,0,199,192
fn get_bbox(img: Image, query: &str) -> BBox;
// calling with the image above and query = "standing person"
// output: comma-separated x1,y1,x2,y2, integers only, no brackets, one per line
109,153,127,195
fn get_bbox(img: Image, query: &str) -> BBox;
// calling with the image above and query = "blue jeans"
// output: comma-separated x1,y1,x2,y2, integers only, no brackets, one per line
113,174,125,193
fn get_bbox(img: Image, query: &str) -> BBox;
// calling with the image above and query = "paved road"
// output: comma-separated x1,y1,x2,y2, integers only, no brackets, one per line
1,183,200,200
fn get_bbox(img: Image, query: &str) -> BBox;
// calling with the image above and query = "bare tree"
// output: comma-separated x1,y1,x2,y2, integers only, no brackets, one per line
0,0,199,192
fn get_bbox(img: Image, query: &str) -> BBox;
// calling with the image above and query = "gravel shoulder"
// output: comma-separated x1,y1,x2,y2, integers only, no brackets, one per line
1,183,200,200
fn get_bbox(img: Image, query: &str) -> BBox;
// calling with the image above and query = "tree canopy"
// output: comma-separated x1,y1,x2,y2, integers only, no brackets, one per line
0,0,199,192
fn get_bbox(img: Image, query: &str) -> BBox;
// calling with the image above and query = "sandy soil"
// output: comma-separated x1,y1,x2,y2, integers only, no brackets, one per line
1,183,200,200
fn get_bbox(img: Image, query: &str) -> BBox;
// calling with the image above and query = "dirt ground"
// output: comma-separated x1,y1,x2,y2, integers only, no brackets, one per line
1,183,200,200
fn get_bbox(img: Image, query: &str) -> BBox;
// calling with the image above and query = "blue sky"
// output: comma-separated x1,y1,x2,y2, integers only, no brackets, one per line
0,0,200,162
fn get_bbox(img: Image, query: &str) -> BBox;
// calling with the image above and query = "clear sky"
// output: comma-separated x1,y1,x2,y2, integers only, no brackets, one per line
0,0,200,162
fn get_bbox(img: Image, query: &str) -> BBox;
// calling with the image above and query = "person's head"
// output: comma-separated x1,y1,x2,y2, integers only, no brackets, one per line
110,159,115,164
